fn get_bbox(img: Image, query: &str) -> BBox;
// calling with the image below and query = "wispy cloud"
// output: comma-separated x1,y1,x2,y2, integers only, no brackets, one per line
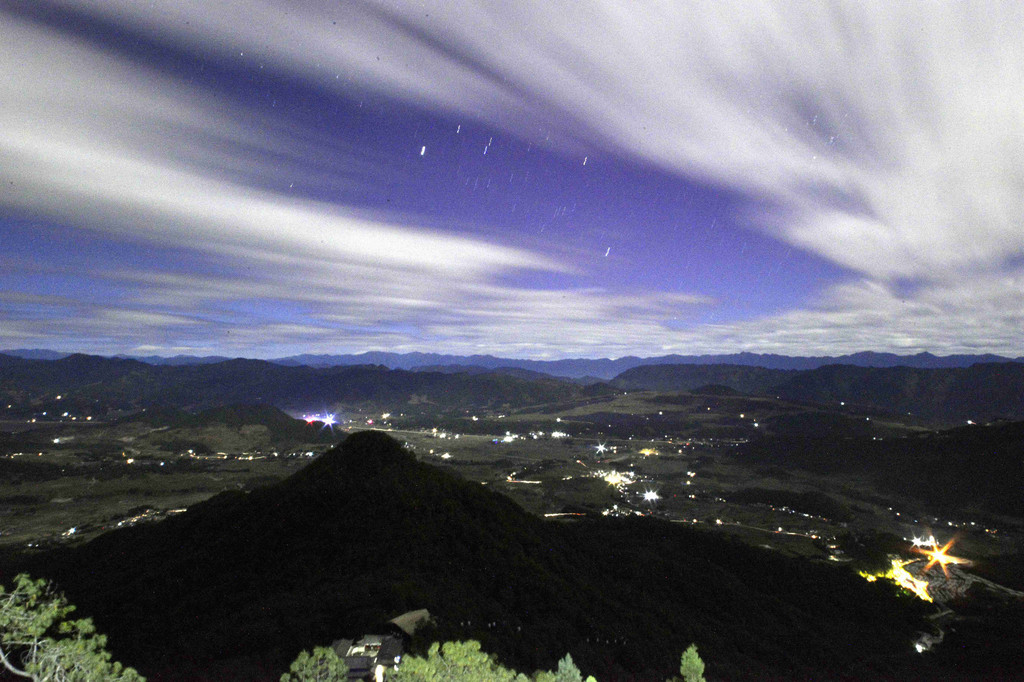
1,6,592,355
3,2,1023,356
60,2,1024,281
1,13,555,274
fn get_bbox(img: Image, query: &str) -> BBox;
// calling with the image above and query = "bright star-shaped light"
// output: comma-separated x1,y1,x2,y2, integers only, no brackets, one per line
594,442,608,455
915,536,966,578
643,490,659,502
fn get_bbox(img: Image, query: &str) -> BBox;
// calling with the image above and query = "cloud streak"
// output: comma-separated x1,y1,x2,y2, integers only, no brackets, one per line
1,13,555,275
3,1,1023,357
58,1,1024,280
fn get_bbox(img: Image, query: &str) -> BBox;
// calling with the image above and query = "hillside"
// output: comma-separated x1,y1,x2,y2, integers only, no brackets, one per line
737,419,1024,519
612,364,792,394
121,404,330,436
774,362,1024,422
17,431,930,681
611,362,1024,424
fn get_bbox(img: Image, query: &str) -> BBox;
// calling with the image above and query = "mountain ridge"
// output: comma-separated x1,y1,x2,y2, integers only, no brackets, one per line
0,354,612,414
612,361,1024,423
4,349,1023,379
5,353,1024,423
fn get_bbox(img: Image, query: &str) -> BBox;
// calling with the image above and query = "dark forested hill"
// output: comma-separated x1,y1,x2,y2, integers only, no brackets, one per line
737,419,1024,519
612,362,1024,423
773,362,1024,422
20,432,929,682
115,404,339,446
612,363,792,394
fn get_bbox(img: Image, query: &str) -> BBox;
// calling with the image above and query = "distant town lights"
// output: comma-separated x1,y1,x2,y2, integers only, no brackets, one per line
601,470,634,486
303,413,338,430
911,535,937,548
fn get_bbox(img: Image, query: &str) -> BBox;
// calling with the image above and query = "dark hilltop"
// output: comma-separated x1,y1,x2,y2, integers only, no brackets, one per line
20,431,931,681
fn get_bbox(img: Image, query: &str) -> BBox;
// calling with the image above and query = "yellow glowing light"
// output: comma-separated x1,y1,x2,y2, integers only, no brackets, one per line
890,560,933,602
860,559,933,602
604,472,627,486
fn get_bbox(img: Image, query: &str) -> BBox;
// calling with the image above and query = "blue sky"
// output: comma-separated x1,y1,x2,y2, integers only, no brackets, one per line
2,1,1023,359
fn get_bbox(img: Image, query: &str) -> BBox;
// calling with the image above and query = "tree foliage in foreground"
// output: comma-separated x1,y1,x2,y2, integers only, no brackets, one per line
383,640,697,682
0,574,143,682
388,640,529,682
533,653,596,682
679,644,706,682
280,646,348,682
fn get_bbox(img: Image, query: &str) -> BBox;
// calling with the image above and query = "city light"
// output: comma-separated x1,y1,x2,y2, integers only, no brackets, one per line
603,471,627,486
303,413,338,431
916,536,966,578
861,559,933,602
643,490,660,502
596,469,637,488
910,535,937,548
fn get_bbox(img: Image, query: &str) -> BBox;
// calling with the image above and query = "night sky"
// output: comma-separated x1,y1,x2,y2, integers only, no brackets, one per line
3,2,1023,359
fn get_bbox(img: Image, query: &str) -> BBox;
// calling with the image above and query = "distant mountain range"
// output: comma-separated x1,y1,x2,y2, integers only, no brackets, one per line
3,353,1024,424
3,348,1022,379
0,353,612,414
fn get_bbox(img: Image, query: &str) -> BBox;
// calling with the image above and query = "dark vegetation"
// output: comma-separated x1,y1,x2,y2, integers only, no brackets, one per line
119,404,339,446
727,488,854,522
0,458,66,483
614,362,1024,424
736,420,1024,518
760,411,879,439
13,432,930,682
1,404,338,463
774,362,1024,423
613,364,791,395
931,597,1024,678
